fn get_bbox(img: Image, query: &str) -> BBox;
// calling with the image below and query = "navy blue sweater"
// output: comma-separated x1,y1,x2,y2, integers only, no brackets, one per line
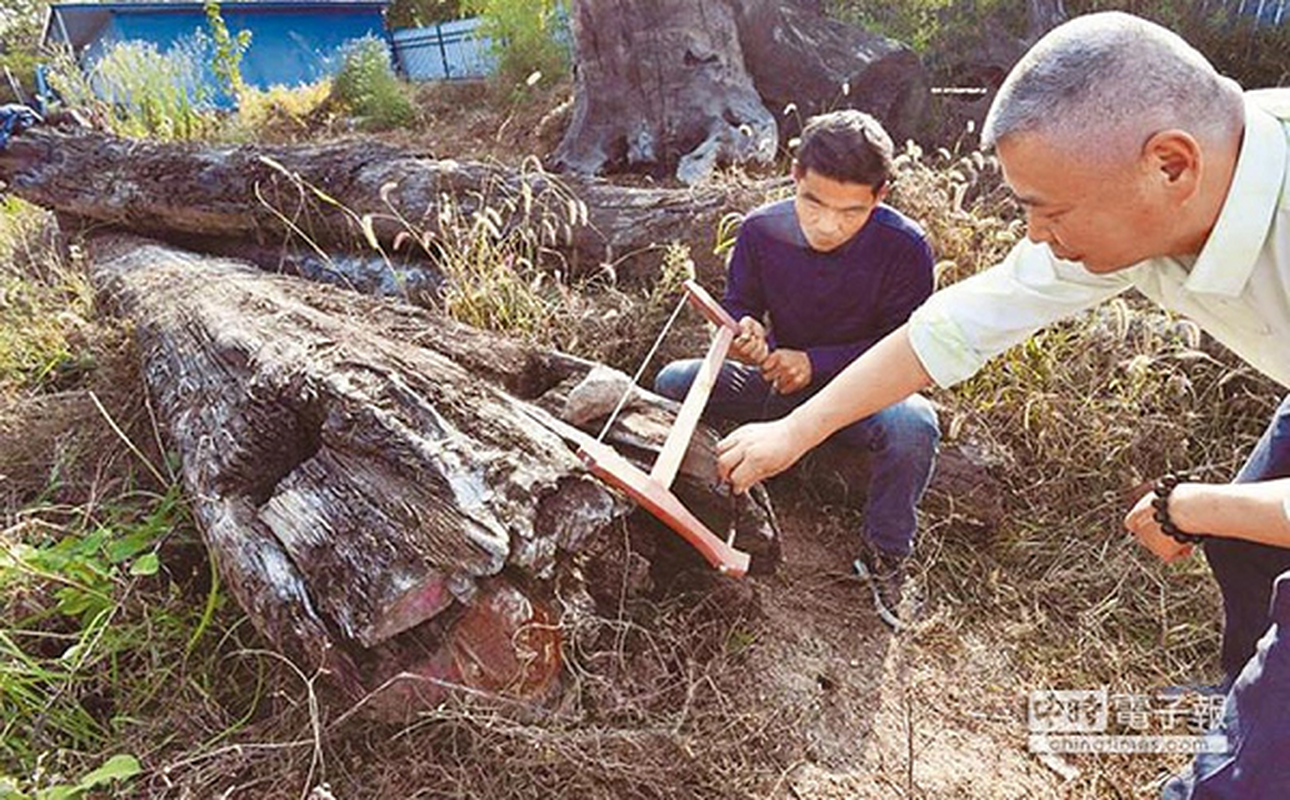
723,198,935,385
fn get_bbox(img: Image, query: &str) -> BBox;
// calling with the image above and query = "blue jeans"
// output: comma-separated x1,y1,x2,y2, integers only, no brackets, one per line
654,359,939,557
1165,395,1290,798
1163,576,1290,798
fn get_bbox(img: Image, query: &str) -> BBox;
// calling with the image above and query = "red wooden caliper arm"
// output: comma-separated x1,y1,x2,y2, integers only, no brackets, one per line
576,280,751,577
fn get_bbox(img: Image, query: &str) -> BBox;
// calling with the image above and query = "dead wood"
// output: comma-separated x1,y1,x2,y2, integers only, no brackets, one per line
0,129,763,284
552,0,928,182
87,232,776,711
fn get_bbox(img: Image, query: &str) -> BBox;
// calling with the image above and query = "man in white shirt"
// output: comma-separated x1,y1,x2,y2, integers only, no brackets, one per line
716,11,1290,797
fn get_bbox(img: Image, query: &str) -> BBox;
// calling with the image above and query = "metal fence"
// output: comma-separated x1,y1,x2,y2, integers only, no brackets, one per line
390,9,572,82
1204,0,1290,24
391,17,495,81
1235,0,1289,24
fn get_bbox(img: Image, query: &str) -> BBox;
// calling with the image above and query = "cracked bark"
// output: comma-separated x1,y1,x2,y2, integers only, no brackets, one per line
88,232,778,713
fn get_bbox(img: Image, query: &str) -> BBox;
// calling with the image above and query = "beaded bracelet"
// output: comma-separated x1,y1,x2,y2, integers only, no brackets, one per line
1151,473,1208,545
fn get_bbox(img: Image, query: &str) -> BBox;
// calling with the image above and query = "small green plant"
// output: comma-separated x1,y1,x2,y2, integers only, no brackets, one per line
465,0,569,90
332,36,416,130
0,753,141,799
204,0,252,98
0,485,197,765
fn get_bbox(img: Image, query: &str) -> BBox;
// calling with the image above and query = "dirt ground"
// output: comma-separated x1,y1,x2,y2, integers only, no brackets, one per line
695,486,1068,799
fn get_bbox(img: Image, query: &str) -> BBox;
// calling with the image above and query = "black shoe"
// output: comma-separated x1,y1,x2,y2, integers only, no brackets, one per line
853,545,913,630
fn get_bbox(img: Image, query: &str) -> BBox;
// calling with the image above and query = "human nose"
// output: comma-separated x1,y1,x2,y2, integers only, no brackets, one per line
1025,210,1052,245
815,210,844,237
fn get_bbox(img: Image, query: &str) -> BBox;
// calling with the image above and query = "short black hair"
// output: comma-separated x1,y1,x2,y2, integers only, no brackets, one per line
794,110,894,190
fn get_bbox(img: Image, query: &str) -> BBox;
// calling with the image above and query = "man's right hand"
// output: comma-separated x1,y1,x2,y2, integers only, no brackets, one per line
717,417,808,493
731,316,769,365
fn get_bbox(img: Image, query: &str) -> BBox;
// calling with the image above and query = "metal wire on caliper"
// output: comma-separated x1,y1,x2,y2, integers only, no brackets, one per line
595,291,690,443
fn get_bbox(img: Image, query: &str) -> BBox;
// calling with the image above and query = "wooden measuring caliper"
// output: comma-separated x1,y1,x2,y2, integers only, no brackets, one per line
577,280,751,577
521,280,753,577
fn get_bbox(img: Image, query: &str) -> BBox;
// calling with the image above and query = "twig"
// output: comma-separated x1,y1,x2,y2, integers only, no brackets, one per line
88,389,168,487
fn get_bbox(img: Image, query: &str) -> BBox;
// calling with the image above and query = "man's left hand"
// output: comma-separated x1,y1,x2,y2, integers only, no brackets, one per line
1124,491,1194,563
760,349,812,394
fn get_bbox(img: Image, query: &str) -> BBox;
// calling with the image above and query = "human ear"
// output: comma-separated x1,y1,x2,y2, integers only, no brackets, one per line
1143,130,1201,197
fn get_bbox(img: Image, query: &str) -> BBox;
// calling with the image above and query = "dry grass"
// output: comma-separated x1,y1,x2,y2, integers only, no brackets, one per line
871,143,1275,794
227,81,337,144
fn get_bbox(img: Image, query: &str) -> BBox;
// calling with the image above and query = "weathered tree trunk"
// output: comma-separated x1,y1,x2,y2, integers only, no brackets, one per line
0,129,768,283
88,232,778,713
1025,0,1067,42
551,0,777,185
553,0,928,182
736,1,929,145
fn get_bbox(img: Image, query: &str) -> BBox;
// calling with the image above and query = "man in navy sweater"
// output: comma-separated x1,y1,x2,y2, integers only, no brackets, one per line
654,110,939,627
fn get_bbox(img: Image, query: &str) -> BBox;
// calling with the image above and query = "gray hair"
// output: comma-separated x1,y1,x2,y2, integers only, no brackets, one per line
982,12,1244,161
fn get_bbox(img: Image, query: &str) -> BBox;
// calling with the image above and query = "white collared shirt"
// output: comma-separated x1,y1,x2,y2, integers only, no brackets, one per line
908,89,1290,389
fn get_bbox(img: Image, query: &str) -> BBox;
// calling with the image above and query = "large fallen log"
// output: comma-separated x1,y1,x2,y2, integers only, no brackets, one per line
15,117,1009,711
0,129,768,283
88,232,778,713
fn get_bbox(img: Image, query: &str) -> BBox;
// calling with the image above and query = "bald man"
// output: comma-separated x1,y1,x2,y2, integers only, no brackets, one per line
717,12,1290,797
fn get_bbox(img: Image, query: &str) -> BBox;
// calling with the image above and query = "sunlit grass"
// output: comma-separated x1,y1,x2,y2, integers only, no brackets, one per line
0,199,95,398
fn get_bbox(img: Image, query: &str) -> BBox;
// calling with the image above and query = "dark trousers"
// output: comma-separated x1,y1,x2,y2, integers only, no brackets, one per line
1165,395,1290,798
654,359,939,557
1206,394,1290,682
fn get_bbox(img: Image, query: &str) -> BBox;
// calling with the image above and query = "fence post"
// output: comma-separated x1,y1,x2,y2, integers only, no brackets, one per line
436,22,451,80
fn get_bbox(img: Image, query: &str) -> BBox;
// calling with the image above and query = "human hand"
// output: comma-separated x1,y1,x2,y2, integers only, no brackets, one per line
760,349,812,394
717,418,807,493
731,316,769,365
1123,491,1194,563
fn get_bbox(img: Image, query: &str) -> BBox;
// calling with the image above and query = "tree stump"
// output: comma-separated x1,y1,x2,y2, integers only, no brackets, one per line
551,0,777,185
552,0,930,181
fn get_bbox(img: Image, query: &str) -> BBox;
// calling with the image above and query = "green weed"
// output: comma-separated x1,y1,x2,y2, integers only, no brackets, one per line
1,483,198,777
0,753,141,799
204,0,251,98
465,0,569,92
332,36,416,130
